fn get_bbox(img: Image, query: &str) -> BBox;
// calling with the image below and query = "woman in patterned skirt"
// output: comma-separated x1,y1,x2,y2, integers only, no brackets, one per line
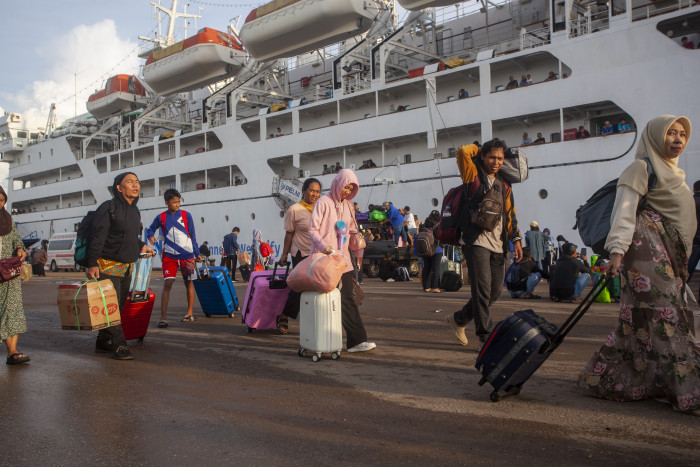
579,115,698,413
0,186,30,364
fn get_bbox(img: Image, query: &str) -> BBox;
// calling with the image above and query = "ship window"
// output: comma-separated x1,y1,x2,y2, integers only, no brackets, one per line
431,198,438,207
280,211,284,218
201,217,205,224
539,189,548,200
251,213,256,220
225,215,229,222
17,131,27,139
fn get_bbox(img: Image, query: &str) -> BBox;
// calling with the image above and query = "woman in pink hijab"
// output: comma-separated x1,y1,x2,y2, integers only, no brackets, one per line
309,169,376,353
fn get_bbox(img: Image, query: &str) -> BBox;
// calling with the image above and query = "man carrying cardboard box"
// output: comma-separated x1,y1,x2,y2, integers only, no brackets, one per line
86,172,155,360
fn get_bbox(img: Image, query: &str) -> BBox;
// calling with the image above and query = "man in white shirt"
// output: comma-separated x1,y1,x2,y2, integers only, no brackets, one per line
404,206,417,244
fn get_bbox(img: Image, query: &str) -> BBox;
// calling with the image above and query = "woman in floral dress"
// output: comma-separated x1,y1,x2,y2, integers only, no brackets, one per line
0,186,30,364
579,115,699,413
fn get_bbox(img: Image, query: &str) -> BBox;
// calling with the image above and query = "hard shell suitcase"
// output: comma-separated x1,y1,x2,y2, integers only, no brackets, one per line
298,289,342,362
122,254,155,342
475,278,607,401
193,263,240,318
241,262,290,332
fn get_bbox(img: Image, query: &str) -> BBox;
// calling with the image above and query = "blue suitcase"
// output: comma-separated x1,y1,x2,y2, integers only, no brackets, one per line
475,278,606,402
193,264,240,318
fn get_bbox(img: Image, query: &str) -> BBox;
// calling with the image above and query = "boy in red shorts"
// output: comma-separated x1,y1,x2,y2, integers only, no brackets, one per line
146,189,201,327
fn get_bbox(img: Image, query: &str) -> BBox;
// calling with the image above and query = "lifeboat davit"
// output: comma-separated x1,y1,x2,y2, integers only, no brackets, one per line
142,27,246,96
240,0,384,62
86,74,148,120
397,0,461,10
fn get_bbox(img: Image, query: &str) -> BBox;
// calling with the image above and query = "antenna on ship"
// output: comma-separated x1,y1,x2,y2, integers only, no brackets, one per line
138,0,201,57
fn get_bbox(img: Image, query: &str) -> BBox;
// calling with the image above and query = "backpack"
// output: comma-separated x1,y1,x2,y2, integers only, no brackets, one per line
160,210,189,236
470,179,504,232
574,157,656,255
414,227,437,258
505,261,527,291
437,184,468,245
260,241,274,258
74,200,116,268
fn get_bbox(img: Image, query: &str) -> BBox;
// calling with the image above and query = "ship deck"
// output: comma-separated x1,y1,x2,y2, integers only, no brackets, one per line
2,272,699,464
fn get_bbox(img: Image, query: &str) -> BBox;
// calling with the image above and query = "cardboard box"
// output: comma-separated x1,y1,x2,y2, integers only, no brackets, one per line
20,263,32,282
57,280,121,331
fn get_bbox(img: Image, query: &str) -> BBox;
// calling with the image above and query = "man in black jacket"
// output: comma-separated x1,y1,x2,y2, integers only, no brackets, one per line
87,172,155,360
549,243,592,302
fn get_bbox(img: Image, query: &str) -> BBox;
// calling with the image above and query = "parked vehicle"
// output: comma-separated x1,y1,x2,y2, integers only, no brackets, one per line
358,220,420,278
47,233,79,272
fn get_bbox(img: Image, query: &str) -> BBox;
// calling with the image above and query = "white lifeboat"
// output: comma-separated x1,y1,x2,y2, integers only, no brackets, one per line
397,0,461,10
142,27,246,96
86,75,148,120
240,0,384,62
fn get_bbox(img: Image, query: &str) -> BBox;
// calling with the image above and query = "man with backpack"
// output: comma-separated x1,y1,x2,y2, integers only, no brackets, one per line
444,141,523,348
86,172,155,360
146,189,202,327
506,247,543,299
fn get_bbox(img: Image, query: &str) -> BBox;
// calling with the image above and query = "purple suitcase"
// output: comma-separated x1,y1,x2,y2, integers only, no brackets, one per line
241,263,291,332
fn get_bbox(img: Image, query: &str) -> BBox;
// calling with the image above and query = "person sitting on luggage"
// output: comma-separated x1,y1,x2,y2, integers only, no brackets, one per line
309,168,376,353
506,247,543,299
549,243,592,302
277,178,322,334
146,189,202,327
378,252,399,282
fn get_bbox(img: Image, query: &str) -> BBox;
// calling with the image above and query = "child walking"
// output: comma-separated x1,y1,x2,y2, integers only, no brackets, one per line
146,189,201,327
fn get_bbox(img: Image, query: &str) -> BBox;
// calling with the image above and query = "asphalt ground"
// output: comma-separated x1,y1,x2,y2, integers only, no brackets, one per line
1,271,699,466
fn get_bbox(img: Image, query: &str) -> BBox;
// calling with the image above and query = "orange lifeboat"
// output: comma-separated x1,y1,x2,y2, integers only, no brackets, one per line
397,0,461,10
240,0,384,62
86,75,148,120
142,27,246,96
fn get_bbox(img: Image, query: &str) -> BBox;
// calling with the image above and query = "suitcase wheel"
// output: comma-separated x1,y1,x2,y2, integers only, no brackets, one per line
204,313,211,318
298,348,307,357
228,312,233,318
331,352,340,360
247,327,254,333
490,391,502,402
312,354,321,362
138,336,144,343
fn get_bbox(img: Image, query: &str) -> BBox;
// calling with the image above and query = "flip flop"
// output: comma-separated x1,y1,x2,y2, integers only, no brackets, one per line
157,319,168,328
6,353,30,365
276,315,288,334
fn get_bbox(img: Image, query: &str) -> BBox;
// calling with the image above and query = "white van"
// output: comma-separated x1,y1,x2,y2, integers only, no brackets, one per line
47,233,80,272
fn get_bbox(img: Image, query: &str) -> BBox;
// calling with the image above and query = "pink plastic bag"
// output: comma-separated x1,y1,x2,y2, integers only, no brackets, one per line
287,253,346,293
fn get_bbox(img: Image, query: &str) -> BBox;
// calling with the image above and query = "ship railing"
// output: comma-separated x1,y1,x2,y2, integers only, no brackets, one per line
631,0,696,21
568,9,611,38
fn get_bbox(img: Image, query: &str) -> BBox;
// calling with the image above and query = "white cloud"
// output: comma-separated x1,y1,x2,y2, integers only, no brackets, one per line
4,19,139,128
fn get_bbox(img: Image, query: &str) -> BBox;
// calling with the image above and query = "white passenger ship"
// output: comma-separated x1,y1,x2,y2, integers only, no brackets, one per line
1,0,698,268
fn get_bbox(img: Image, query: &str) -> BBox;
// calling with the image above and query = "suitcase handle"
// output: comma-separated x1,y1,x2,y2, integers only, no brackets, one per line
543,275,608,353
270,262,290,290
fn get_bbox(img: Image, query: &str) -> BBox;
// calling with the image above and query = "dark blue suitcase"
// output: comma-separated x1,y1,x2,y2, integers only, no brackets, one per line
475,278,606,402
193,265,240,318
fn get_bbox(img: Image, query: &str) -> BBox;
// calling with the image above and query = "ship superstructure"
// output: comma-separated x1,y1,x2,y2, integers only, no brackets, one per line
2,0,698,266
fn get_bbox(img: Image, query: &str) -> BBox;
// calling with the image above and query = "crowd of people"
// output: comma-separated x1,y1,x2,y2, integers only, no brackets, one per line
1,114,698,416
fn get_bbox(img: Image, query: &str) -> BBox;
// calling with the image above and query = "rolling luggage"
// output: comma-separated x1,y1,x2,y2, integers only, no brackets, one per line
298,289,342,362
122,254,155,342
475,277,607,402
239,263,252,281
193,263,239,318
241,262,290,332
440,271,462,291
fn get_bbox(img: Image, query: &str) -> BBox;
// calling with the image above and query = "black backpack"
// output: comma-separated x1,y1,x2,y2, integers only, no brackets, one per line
74,200,116,267
414,226,437,258
505,261,527,291
574,157,655,255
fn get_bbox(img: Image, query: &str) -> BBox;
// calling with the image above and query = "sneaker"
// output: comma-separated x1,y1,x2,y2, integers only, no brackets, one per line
113,346,133,360
95,340,114,353
347,342,377,353
445,315,468,346
386,278,395,282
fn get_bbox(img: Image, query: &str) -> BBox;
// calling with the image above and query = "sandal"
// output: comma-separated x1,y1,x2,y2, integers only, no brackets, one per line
523,292,541,299
157,319,168,328
181,314,196,322
276,315,288,334
6,353,30,365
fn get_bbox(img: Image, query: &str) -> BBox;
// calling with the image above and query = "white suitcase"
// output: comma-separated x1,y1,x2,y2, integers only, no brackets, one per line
298,289,342,362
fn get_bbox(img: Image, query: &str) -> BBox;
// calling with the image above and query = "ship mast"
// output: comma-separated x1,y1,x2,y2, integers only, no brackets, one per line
138,0,201,55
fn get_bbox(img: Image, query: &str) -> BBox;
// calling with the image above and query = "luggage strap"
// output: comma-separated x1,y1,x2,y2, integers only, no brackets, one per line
544,276,608,353
485,325,543,383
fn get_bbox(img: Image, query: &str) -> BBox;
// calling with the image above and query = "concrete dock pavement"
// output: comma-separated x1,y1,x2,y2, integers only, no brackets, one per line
1,272,699,465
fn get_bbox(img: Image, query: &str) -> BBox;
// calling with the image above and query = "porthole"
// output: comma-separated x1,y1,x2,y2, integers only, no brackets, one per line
201,217,205,223
225,215,229,222
280,210,285,218
538,189,548,200
431,198,438,207
251,213,256,220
